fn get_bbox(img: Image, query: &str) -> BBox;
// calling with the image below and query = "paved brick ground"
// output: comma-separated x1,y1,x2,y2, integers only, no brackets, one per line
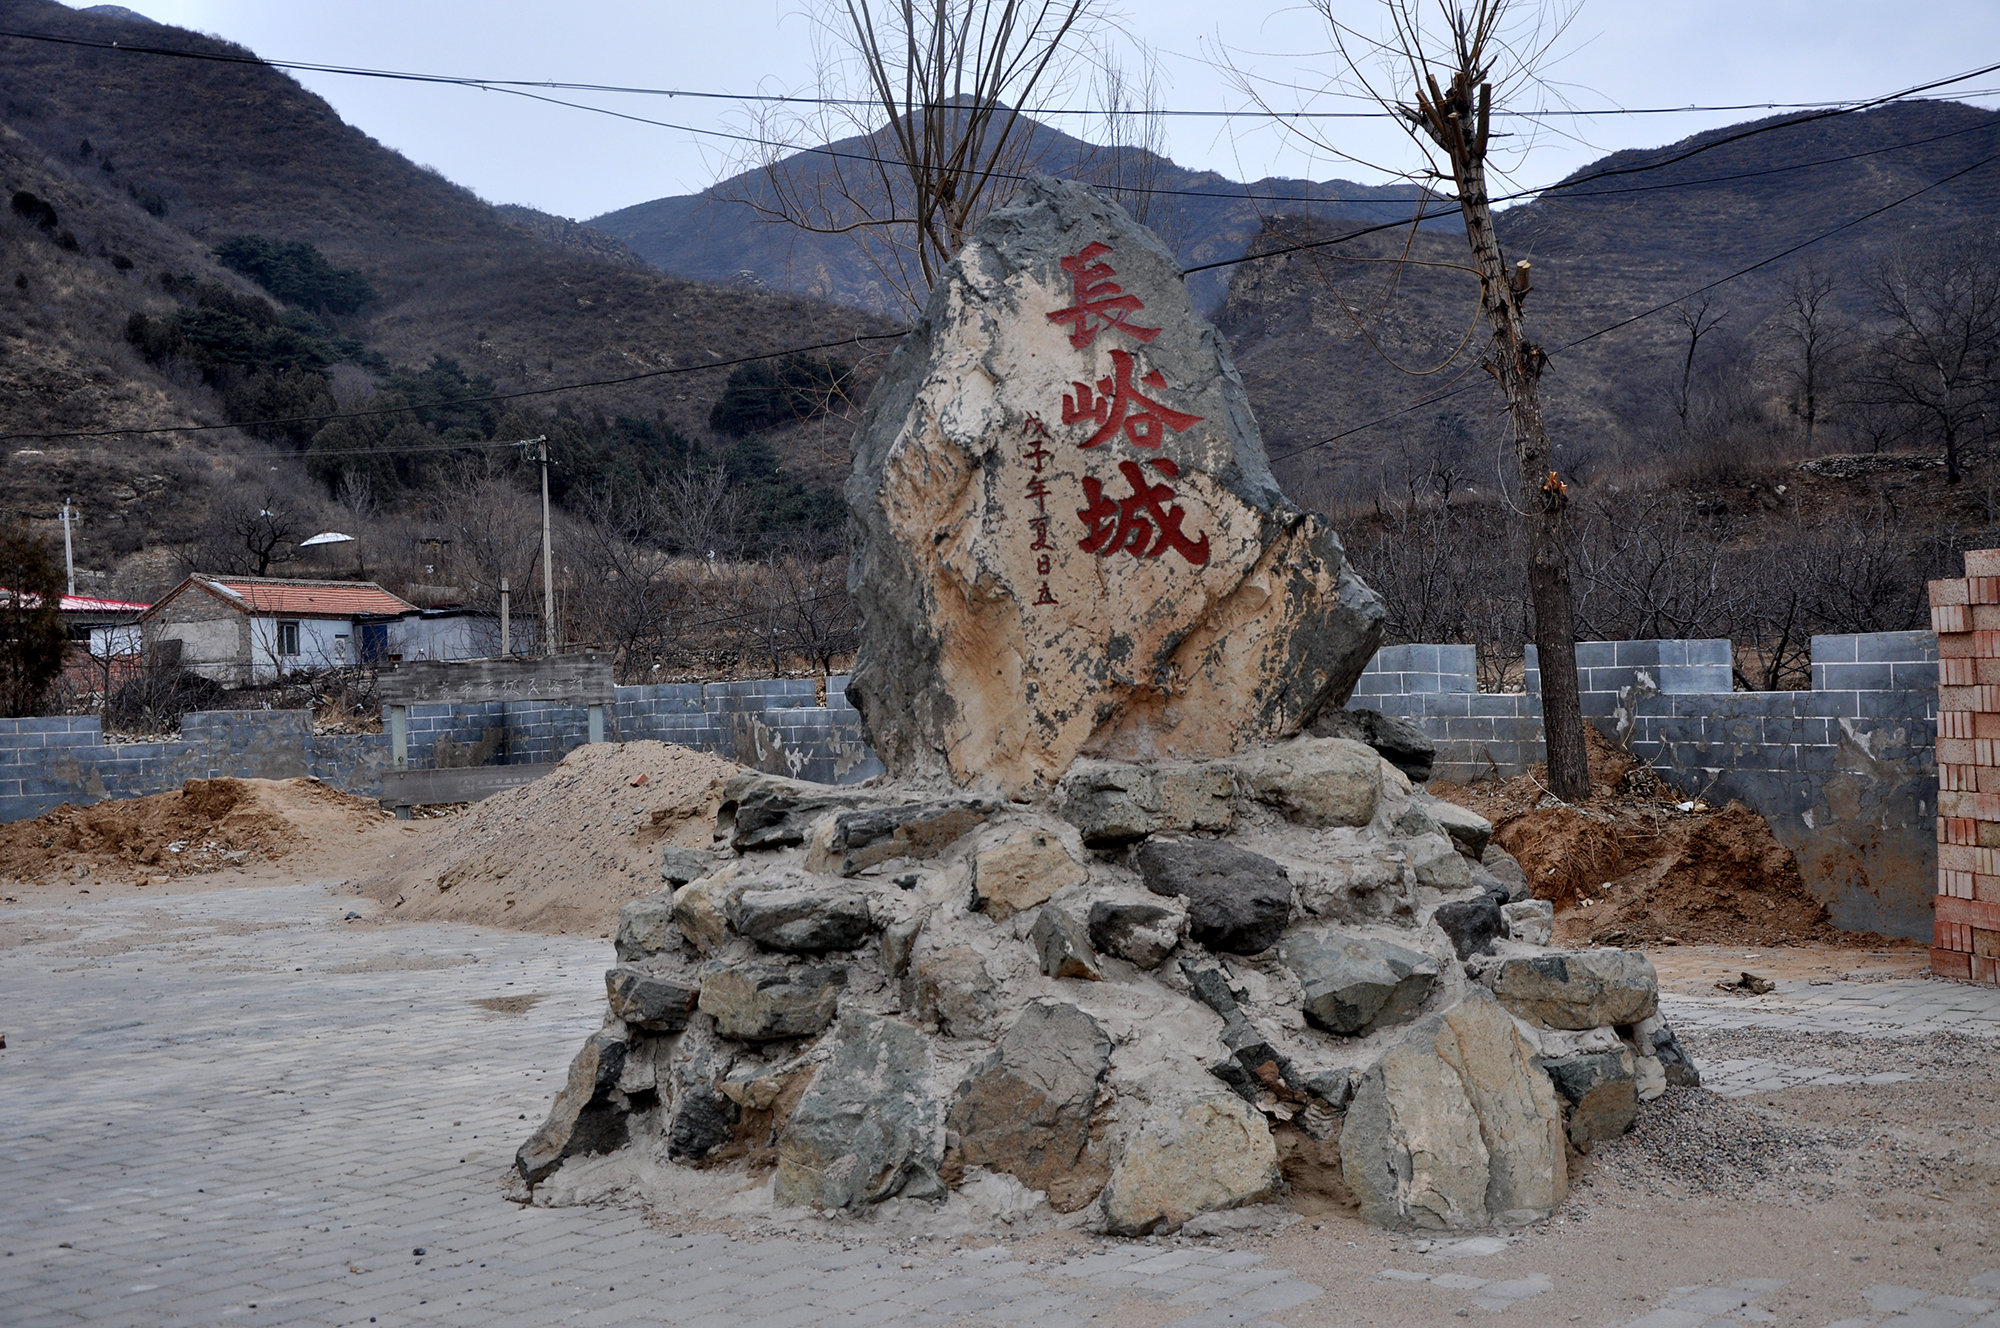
7,882,2000,1327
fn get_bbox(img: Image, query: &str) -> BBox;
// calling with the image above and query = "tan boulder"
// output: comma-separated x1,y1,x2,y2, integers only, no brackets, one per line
1340,988,1566,1230
1098,1094,1281,1236
970,825,1088,920
844,176,1383,794
1236,738,1382,828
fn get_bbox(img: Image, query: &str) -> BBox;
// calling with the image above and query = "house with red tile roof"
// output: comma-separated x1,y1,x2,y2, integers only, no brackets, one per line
139,575,420,684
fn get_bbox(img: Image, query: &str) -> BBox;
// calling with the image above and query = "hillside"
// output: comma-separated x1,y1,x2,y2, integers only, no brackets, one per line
589,122,1441,316
1215,98,2000,500
0,0,894,587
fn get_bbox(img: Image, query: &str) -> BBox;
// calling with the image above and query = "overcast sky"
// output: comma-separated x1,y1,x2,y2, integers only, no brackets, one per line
83,1,2000,221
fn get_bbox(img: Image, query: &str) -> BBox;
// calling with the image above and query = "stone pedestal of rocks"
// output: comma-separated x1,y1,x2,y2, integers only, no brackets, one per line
516,180,1691,1238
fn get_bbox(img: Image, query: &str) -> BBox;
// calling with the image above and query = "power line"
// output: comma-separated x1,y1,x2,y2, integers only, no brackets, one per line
4,25,1993,123
3,24,1997,216
1263,148,2000,466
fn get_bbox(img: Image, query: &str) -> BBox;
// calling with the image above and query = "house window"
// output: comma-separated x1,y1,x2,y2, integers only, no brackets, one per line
277,621,301,656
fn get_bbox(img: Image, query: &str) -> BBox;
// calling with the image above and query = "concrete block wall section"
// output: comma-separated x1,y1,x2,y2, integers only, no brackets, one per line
1354,631,1940,939
0,677,881,824
1927,550,2000,982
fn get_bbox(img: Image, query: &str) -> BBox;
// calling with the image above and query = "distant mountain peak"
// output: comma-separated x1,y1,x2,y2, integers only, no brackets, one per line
78,5,159,24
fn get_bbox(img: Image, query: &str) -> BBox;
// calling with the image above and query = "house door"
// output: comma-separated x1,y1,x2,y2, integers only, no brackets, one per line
359,623,389,665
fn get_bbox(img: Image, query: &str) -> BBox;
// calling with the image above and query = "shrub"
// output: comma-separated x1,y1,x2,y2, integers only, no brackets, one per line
9,189,57,233
214,234,376,316
707,353,854,436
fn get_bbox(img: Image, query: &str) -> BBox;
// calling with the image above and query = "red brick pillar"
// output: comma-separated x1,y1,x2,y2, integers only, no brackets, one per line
1933,549,2000,981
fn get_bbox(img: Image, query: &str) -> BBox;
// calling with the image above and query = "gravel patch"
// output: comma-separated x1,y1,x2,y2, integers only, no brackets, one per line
1581,1088,1843,1196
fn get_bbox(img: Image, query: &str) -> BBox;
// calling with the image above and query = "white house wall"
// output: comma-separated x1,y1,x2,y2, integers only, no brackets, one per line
247,616,354,682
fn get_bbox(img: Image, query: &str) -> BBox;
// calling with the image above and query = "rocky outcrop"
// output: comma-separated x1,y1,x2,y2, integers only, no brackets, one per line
807,798,1002,875
948,1004,1113,1211
844,176,1383,794
1136,840,1293,955
715,772,876,850
1433,892,1507,959
1031,903,1103,980
1544,1050,1638,1151
1340,988,1567,1230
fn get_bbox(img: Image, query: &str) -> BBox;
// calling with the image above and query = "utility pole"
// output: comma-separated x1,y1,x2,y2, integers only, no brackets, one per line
499,577,511,656
518,436,555,656
60,498,75,598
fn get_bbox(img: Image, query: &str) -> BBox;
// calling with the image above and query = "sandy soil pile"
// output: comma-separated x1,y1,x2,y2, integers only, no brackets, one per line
355,741,741,935
0,777,385,884
1431,728,1845,948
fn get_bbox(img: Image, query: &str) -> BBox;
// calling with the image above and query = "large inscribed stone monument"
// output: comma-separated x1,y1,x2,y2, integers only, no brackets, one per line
846,177,1384,792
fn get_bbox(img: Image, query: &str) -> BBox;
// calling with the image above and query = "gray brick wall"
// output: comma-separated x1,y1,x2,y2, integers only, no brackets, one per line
1354,633,1939,939
0,676,882,824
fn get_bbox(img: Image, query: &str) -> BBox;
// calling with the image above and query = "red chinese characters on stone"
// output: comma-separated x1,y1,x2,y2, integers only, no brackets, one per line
1046,242,1160,349
1062,349,1203,450
1077,457,1211,567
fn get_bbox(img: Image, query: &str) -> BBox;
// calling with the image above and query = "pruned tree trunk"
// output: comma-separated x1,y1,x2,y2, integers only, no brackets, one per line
1406,70,1591,800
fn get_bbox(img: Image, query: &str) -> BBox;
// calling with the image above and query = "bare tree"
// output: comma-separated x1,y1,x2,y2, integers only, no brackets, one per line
566,486,699,679
1852,227,2000,484
1669,296,1728,436
659,465,744,561
191,486,307,576
1770,262,1851,449
752,0,1106,311
1294,0,1592,799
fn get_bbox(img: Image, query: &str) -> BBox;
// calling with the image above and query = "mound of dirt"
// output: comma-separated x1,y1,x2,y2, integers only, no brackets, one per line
1432,727,1847,948
0,777,386,883
354,741,741,935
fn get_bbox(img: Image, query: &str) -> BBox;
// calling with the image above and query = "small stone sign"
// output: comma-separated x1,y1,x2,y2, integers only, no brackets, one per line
847,176,1384,792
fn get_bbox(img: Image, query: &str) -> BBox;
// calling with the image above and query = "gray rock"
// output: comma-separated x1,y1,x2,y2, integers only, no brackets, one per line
1087,900,1183,969
1480,846,1529,902
666,1050,741,1163
843,175,1384,794
614,890,679,962
1280,931,1438,1036
947,1004,1114,1212
1416,797,1493,859
715,772,875,850
1291,850,1414,924
1030,903,1102,980
911,945,999,1038
1310,706,1435,783
1136,840,1292,955
1393,805,1443,841
1543,1050,1638,1152
515,1030,629,1186
1181,961,1308,1103
1056,762,1234,848
881,911,926,979
1481,951,1660,1030
603,966,699,1032
1432,894,1506,959
725,885,875,954
1502,899,1555,946
807,798,1002,876
1340,988,1566,1230
697,963,847,1041
774,1012,942,1209
659,846,712,887
1403,832,1472,890
1236,737,1382,828
1643,1016,1701,1088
